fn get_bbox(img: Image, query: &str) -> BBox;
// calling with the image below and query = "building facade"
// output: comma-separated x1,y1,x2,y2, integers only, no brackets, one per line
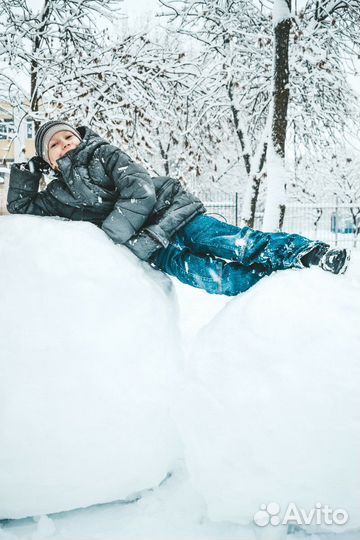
0,100,35,164
0,100,36,215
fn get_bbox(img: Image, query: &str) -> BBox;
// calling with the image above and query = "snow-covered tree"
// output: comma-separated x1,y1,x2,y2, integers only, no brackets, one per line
159,0,273,223
262,0,291,231
0,0,122,146
0,0,228,184
50,31,233,186
158,0,360,228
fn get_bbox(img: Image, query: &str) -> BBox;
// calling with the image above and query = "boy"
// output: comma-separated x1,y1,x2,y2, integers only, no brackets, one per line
7,120,349,296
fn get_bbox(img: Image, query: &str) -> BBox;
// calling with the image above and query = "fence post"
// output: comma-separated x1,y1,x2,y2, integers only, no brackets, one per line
335,196,339,247
235,192,238,227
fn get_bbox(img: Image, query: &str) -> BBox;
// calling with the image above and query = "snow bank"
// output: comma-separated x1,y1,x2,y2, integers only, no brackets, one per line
177,266,360,534
0,215,181,519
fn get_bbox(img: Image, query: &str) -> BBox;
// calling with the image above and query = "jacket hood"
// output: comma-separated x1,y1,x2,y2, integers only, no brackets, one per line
77,125,105,145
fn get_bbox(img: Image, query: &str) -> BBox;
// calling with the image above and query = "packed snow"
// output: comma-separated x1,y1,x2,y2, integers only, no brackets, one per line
0,215,359,540
176,261,360,535
0,215,181,519
272,0,291,25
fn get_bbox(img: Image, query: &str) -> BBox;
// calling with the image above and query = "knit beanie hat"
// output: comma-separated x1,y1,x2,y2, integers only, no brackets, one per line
35,120,82,165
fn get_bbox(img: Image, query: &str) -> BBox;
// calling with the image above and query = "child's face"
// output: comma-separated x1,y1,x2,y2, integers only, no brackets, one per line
48,130,81,171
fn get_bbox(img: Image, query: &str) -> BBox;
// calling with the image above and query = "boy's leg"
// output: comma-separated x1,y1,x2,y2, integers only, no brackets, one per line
150,244,271,296
175,214,329,272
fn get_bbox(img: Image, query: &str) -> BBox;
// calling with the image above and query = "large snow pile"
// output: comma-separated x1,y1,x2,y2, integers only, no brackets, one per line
0,215,181,520
176,266,360,534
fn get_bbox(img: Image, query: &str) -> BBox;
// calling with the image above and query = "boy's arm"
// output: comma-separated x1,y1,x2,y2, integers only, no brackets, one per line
99,145,157,244
7,161,57,217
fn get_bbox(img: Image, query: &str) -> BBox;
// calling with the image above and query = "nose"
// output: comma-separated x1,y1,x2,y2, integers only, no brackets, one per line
59,139,72,159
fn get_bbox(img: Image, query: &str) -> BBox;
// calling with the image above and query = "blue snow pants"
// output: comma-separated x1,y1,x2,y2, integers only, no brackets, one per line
149,215,328,296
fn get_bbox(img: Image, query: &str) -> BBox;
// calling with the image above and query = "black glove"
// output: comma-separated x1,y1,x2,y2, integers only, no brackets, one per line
25,156,50,174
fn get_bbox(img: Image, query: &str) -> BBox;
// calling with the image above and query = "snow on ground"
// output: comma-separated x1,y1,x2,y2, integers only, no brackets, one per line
0,464,265,540
0,215,181,520
0,215,359,540
175,252,360,535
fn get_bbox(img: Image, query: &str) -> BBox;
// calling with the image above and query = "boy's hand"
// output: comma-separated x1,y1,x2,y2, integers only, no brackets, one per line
25,156,50,175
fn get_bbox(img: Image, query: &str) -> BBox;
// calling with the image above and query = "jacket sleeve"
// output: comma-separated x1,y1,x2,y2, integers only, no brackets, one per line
99,144,157,244
124,230,164,261
7,163,57,217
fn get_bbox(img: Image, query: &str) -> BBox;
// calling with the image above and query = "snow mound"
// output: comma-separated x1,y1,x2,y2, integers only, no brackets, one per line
0,215,181,519
177,266,360,533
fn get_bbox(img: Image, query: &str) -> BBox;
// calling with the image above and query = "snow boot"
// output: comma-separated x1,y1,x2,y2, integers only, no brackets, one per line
319,248,350,275
300,243,329,267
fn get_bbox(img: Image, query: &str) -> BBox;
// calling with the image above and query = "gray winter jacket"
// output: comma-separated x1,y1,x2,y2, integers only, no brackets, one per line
7,126,206,261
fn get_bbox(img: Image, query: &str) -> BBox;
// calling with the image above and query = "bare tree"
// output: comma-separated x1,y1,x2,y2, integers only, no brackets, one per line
0,0,122,148
50,31,229,185
159,0,274,224
157,0,360,228
262,0,291,230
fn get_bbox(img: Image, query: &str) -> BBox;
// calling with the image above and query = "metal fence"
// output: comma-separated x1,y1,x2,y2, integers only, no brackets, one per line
199,191,241,226
199,191,359,248
278,203,359,248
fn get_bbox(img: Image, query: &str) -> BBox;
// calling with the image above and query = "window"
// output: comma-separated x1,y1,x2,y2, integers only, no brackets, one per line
27,120,34,139
0,119,15,140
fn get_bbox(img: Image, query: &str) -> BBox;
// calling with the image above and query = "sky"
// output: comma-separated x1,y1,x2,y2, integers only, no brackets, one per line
26,0,160,26
122,0,159,19
115,0,161,36
2,1,359,113
0,0,161,98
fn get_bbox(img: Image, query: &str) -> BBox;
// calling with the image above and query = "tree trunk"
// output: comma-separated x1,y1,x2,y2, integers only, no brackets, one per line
30,0,50,189
228,79,268,228
31,0,51,133
240,141,268,227
262,0,291,231
156,128,170,176
228,82,251,176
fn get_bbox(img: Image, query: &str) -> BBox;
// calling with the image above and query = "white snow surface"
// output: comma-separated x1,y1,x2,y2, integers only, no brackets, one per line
262,139,288,231
0,214,359,539
0,215,181,519
272,0,291,25
176,263,360,534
